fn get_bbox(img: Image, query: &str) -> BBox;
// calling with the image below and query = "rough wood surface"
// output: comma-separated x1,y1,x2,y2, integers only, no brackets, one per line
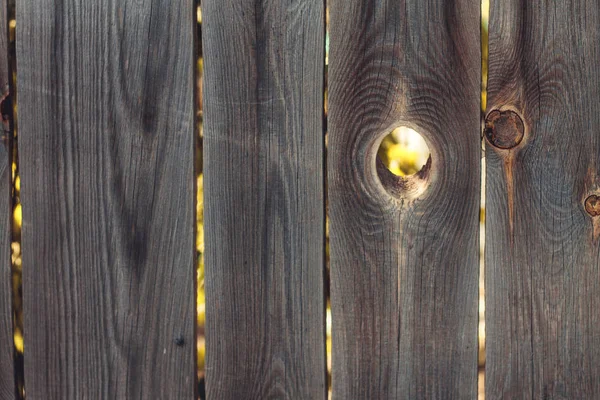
328,1,480,398
17,1,196,398
202,1,326,398
0,0,14,396
486,2,600,398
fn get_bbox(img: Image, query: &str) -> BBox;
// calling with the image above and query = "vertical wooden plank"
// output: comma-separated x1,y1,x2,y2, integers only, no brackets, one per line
202,0,326,398
486,2,600,398
0,0,14,395
17,1,196,399
329,0,480,398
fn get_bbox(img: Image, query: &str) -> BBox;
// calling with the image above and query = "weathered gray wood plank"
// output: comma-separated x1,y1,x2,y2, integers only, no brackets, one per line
328,0,481,398
202,0,326,398
486,2,600,398
17,1,196,398
0,0,14,396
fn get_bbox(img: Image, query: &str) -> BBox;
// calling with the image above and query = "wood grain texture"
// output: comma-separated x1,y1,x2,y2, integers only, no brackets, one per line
202,1,326,398
17,1,196,399
486,2,600,398
328,0,480,398
0,0,13,396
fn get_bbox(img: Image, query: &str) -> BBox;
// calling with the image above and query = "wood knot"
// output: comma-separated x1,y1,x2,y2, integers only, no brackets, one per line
174,335,185,346
484,110,524,149
585,195,600,217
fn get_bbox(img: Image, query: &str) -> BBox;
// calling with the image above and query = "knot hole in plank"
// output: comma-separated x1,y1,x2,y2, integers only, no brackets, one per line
585,194,600,217
375,126,432,200
484,109,525,149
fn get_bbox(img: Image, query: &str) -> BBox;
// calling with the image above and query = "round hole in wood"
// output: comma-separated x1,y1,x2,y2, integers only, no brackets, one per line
375,126,432,199
377,127,430,177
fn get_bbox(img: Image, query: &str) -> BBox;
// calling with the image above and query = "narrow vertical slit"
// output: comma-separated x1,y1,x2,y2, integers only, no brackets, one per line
194,0,206,400
323,4,331,399
6,0,23,396
478,0,489,399
195,1,205,400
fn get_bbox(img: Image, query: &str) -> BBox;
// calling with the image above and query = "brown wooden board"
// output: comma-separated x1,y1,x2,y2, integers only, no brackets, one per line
16,1,196,398
0,0,13,396
202,0,326,398
486,2,600,398
328,0,481,397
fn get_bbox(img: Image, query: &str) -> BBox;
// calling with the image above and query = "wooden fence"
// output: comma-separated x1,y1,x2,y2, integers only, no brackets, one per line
0,0,599,399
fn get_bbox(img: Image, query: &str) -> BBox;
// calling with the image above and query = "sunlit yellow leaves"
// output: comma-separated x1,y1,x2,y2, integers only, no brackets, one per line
482,0,489,25
197,339,205,371
9,20,15,42
13,330,23,353
481,91,487,111
326,306,332,374
482,0,489,111
379,126,430,177
197,262,205,327
11,242,20,266
196,175,204,253
196,173,205,375
386,144,422,176
13,203,21,230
